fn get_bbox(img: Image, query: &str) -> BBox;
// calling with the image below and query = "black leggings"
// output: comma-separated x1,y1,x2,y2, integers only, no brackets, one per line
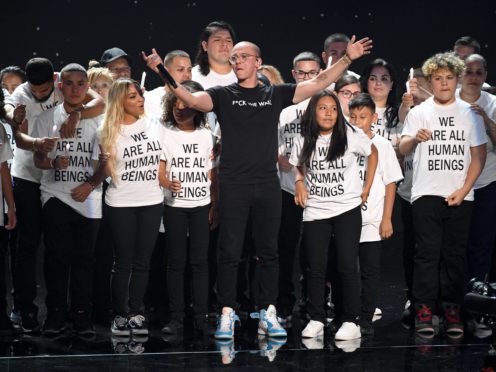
303,206,362,323
106,202,163,317
164,204,210,320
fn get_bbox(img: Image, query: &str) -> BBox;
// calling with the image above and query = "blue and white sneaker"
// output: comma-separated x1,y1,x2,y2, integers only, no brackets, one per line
257,305,287,337
214,307,240,339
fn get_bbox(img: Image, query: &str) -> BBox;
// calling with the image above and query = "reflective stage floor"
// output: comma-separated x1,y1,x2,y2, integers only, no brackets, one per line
1,243,494,371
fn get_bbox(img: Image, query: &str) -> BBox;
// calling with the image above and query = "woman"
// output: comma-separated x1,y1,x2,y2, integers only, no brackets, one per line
0,66,26,95
335,75,361,120
290,90,377,340
457,54,496,283
88,67,113,102
99,79,166,336
159,80,217,336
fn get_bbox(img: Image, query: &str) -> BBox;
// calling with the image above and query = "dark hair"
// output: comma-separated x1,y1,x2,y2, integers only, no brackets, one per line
454,36,481,54
334,74,360,92
293,51,321,68
194,21,236,76
298,90,351,166
25,58,54,85
163,80,206,128
360,58,399,129
0,66,26,85
60,63,88,79
164,50,190,67
348,92,376,112
0,88,5,118
323,33,350,51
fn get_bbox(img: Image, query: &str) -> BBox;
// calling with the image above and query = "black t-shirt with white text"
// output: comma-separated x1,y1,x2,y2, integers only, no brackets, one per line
207,83,296,184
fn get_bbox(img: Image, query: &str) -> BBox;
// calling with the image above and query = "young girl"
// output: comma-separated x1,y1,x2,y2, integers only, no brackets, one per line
159,80,217,336
399,52,486,336
290,90,377,340
99,79,166,336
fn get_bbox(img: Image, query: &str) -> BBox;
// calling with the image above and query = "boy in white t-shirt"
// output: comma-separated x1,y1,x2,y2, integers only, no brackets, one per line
399,52,487,336
349,94,403,335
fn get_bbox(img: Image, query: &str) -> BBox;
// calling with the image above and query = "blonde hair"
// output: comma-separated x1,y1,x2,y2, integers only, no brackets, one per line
422,52,465,78
258,65,285,84
88,67,113,86
101,78,142,181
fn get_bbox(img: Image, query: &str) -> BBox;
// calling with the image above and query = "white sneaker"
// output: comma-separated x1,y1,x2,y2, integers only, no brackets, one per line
258,305,287,337
301,320,324,338
372,308,382,322
335,322,361,340
215,307,240,339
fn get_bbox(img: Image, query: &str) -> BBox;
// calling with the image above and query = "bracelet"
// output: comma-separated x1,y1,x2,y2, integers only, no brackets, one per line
50,158,57,169
341,54,352,65
86,180,96,190
295,179,304,184
32,138,38,152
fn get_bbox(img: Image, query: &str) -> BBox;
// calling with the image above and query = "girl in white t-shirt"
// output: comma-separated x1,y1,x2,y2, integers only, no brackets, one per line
399,52,486,336
290,90,378,341
99,79,166,337
158,81,217,336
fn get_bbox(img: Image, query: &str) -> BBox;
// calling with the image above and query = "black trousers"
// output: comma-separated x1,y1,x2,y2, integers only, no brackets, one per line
412,196,473,309
400,197,415,302
303,206,362,323
43,198,100,314
11,177,42,316
164,204,210,320
217,180,281,310
277,190,303,310
359,240,382,321
106,203,162,317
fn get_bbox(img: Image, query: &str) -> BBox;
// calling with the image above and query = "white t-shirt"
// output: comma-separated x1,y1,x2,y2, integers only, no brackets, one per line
162,125,214,208
0,125,13,226
192,65,237,139
99,116,167,207
401,97,487,203
396,152,413,202
290,125,372,222
8,82,63,183
373,106,403,148
455,89,496,189
357,135,403,242
1,89,16,167
31,105,103,219
144,87,166,118
278,99,309,195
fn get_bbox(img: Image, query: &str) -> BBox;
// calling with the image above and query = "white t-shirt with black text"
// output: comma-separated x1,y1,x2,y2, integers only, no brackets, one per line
401,97,486,203
144,87,166,118
0,125,13,226
373,106,403,148
290,125,373,222
162,125,214,208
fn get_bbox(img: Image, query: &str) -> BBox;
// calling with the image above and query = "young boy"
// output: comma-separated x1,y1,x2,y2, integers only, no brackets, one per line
349,93,403,335
399,52,487,336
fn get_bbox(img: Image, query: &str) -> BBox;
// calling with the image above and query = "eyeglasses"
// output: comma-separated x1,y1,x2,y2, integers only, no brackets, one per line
228,53,258,65
295,70,319,79
337,90,361,99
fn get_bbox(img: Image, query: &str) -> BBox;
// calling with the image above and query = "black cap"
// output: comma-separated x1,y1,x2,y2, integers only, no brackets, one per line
100,47,133,66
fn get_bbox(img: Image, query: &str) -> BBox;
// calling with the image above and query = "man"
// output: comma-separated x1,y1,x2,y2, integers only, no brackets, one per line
144,49,192,117
453,36,480,60
100,47,133,79
322,33,360,81
277,51,321,322
144,35,372,339
3,57,104,333
32,63,103,336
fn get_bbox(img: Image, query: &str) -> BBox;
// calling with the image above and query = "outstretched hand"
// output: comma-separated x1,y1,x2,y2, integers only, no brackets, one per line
346,35,373,61
141,48,162,73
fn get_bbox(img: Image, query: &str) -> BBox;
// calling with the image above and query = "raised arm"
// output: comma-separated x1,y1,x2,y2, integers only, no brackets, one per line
142,49,214,112
293,36,373,103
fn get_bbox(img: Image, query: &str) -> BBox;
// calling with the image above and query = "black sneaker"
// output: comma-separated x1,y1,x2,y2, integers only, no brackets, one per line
0,313,15,336
111,315,130,336
415,304,434,335
73,311,96,336
359,319,374,336
20,312,41,333
43,310,67,335
194,315,215,336
128,314,148,335
161,319,184,335
443,305,464,335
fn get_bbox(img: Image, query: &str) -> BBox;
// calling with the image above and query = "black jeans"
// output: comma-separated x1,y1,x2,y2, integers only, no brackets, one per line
164,204,210,320
303,206,362,323
412,196,473,309
277,190,303,310
400,197,415,302
12,177,42,316
106,203,162,317
217,180,281,310
359,240,382,321
43,198,100,314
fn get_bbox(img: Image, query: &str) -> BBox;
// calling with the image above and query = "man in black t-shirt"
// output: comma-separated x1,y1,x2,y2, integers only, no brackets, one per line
143,37,372,339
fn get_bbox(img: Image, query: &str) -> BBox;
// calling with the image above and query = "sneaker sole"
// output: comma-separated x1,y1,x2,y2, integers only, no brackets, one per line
131,329,148,335
111,329,131,336
415,327,435,334
302,330,324,338
215,333,234,340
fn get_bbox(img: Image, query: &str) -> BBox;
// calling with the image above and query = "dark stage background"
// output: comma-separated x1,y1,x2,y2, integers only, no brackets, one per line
2,0,495,91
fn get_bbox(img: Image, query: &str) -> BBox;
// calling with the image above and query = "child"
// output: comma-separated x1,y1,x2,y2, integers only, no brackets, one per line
399,52,487,336
290,90,378,340
349,93,403,334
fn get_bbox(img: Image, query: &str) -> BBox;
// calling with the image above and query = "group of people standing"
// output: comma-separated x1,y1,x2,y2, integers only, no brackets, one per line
0,19,494,352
